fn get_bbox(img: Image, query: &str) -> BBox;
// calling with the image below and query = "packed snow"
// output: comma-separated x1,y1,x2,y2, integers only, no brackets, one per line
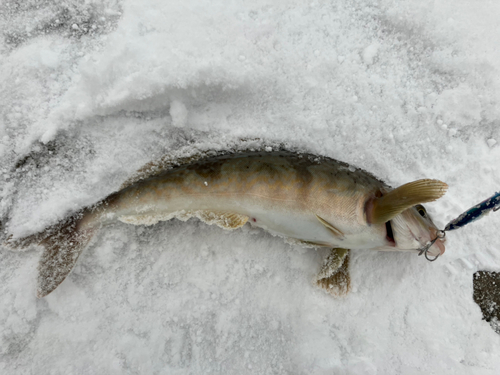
1,0,500,373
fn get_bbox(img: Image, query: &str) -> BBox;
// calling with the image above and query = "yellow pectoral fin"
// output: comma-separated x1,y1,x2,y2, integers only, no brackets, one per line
367,179,448,225
315,215,345,239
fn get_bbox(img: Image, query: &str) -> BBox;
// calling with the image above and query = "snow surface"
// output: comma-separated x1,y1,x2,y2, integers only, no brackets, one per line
2,0,500,373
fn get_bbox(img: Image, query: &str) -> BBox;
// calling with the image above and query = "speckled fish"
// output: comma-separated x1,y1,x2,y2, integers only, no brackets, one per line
10,150,448,298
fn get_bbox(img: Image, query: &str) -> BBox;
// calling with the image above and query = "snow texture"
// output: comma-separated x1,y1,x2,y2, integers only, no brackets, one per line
1,0,500,373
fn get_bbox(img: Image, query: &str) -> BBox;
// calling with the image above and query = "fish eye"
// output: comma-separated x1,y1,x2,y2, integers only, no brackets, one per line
416,205,427,218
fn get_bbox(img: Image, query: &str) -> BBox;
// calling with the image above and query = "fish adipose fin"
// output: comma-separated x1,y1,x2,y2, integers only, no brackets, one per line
35,214,94,298
316,248,351,296
367,179,448,225
196,211,249,230
315,215,345,239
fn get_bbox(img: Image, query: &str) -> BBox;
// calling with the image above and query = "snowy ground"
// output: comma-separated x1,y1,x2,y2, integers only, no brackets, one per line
2,0,500,373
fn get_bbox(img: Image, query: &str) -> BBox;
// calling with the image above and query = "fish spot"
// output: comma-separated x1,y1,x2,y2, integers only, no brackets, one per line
252,218,256,222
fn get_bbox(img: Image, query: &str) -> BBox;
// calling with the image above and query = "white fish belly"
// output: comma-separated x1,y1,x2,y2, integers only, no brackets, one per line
110,194,386,249
112,194,333,243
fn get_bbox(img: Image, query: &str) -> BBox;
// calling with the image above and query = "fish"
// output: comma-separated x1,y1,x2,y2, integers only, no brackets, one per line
7,150,448,298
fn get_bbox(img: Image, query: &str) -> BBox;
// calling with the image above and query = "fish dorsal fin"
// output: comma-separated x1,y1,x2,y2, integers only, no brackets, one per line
196,211,249,230
315,215,345,239
367,179,448,225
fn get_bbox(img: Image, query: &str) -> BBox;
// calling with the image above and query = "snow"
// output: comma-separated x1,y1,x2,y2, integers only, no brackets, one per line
170,101,189,128
487,139,497,148
2,0,500,373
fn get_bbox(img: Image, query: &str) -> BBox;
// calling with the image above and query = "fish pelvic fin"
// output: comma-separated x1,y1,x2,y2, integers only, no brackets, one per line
315,215,345,239
34,212,95,298
366,179,448,225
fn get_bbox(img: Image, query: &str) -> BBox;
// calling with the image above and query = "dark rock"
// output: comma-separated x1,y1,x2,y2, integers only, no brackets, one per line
473,271,500,334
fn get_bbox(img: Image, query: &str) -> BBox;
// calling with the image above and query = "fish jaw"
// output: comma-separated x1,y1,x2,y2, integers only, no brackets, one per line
415,214,446,257
430,238,446,256
425,228,446,257
389,206,445,256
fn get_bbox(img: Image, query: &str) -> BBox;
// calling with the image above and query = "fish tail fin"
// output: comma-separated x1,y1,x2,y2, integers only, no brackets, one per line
35,211,95,298
4,227,45,251
5,210,95,298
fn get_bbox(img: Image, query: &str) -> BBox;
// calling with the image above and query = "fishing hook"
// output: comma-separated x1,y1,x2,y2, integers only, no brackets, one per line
417,230,445,262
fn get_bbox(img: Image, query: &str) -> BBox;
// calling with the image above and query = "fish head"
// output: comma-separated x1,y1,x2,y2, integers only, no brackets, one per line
389,204,445,257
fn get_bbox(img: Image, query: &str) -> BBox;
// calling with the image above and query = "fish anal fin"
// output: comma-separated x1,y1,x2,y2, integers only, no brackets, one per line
315,215,345,239
367,179,448,225
316,248,351,297
196,211,248,230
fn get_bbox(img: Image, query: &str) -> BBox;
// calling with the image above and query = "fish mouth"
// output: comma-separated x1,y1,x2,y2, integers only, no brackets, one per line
408,225,445,258
435,238,446,255
432,226,446,254
426,238,445,257
424,228,446,257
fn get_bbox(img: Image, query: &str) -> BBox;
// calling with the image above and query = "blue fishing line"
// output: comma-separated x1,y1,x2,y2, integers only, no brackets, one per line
445,192,500,231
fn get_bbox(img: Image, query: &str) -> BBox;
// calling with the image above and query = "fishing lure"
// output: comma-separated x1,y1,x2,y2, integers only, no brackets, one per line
419,192,500,261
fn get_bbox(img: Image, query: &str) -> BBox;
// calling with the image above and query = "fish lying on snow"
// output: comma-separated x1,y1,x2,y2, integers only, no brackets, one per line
8,150,448,298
